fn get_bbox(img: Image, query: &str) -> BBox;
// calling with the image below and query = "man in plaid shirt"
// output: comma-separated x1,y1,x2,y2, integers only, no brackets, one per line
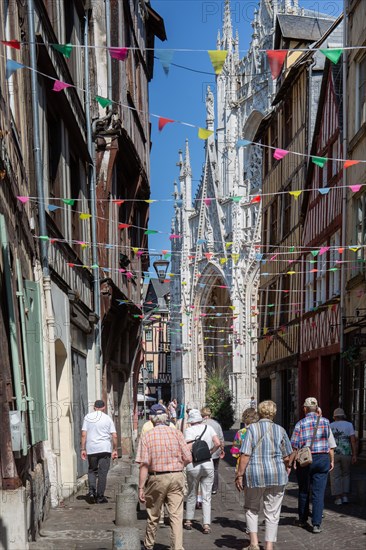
136,403,192,550
291,397,334,534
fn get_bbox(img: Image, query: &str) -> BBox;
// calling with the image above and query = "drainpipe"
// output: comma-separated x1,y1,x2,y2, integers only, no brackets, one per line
27,0,61,496
105,0,113,100
84,12,102,396
340,4,348,406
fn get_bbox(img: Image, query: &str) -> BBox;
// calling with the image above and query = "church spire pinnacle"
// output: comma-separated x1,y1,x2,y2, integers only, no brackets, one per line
222,0,233,51
185,139,191,176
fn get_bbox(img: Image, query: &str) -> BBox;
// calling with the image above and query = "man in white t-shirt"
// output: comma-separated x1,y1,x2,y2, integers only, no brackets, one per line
81,400,117,503
330,408,357,505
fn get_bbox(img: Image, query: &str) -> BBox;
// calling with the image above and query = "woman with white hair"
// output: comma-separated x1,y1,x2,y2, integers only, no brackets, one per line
184,409,220,535
235,400,294,550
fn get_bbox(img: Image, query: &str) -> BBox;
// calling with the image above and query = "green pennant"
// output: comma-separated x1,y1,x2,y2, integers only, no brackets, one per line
231,196,242,202
319,48,343,64
328,267,338,272
311,156,328,168
39,235,49,241
163,253,171,259
289,246,295,252
61,198,75,206
52,43,73,59
95,95,113,108
144,229,158,235
311,250,319,257
91,264,99,269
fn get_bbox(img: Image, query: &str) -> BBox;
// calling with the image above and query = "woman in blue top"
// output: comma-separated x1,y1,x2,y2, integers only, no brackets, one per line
235,400,294,550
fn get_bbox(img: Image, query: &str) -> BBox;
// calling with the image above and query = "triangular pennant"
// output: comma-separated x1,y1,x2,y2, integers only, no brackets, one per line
319,48,343,64
273,148,289,160
1,40,21,50
311,156,328,168
198,127,213,140
319,187,330,195
349,246,361,252
79,213,92,220
16,196,29,204
108,47,128,61
225,242,233,249
236,139,251,148
349,184,362,193
207,50,228,75
144,229,158,235
319,246,330,256
95,95,113,108
61,198,75,206
53,80,72,92
144,199,156,204
6,59,24,79
266,50,287,79
344,160,360,168
118,223,130,229
132,247,139,254
204,198,212,206
48,204,60,212
231,196,242,202
204,253,213,260
289,190,302,199
155,49,174,75
158,117,174,131
219,258,228,265
311,250,319,257
232,253,239,264
250,195,261,204
52,43,73,58
169,234,181,239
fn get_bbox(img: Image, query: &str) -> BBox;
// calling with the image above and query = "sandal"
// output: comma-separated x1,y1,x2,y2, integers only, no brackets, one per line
203,524,211,534
184,521,192,530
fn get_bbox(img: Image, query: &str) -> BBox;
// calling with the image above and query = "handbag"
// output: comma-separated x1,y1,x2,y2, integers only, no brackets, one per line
296,416,320,467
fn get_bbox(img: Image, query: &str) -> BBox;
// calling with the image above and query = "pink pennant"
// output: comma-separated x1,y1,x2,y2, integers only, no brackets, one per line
319,246,330,256
108,47,128,61
17,196,29,204
53,80,72,92
204,198,212,206
169,234,181,239
269,253,278,261
204,252,213,260
158,117,174,131
266,50,287,80
273,148,289,160
137,250,144,257
349,184,362,193
126,271,133,279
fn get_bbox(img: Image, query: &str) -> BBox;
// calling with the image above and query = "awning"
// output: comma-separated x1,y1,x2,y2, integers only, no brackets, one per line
137,393,157,402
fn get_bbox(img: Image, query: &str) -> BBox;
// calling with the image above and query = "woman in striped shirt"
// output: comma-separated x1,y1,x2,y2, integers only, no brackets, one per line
235,400,294,550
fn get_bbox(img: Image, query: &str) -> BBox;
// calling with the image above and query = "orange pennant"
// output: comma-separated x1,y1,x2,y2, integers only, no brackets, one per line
158,117,174,131
266,50,287,80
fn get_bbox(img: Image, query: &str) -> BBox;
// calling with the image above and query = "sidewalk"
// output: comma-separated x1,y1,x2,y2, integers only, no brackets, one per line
30,434,366,550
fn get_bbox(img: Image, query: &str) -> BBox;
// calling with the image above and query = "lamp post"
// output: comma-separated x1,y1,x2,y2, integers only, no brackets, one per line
153,258,170,282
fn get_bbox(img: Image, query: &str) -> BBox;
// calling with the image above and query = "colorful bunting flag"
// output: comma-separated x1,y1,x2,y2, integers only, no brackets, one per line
52,43,73,58
344,160,360,168
220,258,228,265
231,196,242,202
204,253,213,260
311,250,319,257
273,148,289,160
16,196,29,204
118,223,130,229
108,47,128,61
236,139,251,148
198,128,213,140
158,117,174,131
48,204,60,212
197,239,206,244
1,39,21,49
319,48,343,64
144,229,158,235
319,246,330,256
289,190,302,199
312,156,328,168
349,246,361,252
79,213,92,220
95,95,113,108
132,247,139,254
232,253,239,264
53,80,72,92
113,199,125,205
266,50,287,79
144,199,156,204
319,187,330,195
349,184,362,193
204,198,212,206
155,49,174,75
169,234,181,239
208,50,228,74
6,59,24,79
251,195,261,204
61,198,75,206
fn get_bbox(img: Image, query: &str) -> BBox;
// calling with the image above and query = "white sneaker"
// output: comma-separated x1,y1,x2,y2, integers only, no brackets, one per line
334,498,342,505
342,496,349,504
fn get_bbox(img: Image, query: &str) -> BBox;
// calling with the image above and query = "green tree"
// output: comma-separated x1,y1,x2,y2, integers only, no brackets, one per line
205,368,235,430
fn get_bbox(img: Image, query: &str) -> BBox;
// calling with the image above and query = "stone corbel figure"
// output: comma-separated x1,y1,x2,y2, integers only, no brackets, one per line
206,86,214,122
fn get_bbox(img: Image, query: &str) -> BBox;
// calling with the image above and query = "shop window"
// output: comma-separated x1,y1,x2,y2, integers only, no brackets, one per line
356,56,366,132
145,328,153,341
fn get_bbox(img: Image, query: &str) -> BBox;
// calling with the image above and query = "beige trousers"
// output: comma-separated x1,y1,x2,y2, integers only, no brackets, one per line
144,472,185,550
244,485,285,543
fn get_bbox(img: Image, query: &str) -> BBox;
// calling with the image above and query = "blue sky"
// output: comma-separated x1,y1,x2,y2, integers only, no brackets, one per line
147,0,343,277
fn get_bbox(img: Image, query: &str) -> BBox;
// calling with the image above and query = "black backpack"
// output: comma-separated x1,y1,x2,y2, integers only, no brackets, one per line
190,425,211,465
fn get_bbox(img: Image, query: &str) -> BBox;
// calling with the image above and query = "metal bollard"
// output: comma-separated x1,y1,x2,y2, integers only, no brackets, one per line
115,483,138,526
112,527,140,550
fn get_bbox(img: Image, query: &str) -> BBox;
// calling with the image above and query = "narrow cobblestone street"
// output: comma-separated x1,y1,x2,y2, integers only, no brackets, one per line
30,432,366,550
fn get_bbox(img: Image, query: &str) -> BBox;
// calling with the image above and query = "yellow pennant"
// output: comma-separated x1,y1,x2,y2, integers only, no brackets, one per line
79,213,92,220
229,306,236,311
263,327,268,335
220,258,228,265
132,247,139,254
232,253,239,264
287,270,296,275
208,50,228,74
144,199,156,204
349,246,360,252
289,190,302,200
198,127,214,140
225,242,233,249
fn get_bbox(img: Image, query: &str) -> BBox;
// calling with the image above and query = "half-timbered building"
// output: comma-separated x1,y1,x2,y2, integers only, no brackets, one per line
299,58,343,419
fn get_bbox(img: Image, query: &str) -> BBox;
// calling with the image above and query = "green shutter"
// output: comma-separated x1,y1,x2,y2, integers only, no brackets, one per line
23,280,48,443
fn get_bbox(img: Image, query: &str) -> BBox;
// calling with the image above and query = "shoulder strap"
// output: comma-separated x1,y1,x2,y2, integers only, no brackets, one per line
197,424,207,441
252,424,271,454
309,416,321,449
